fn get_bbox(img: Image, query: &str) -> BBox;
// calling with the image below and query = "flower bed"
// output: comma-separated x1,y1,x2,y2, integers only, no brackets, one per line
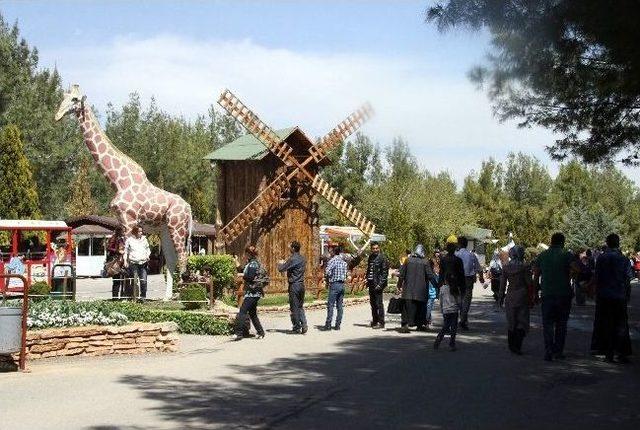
1,300,232,336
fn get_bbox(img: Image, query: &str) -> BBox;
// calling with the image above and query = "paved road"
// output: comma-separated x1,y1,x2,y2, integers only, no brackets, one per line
2,285,639,430
73,274,169,301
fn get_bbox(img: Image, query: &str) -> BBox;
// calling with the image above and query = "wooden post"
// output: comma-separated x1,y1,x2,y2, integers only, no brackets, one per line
209,278,215,310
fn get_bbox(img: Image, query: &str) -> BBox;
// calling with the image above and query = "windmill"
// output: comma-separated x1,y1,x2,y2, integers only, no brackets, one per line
215,89,375,243
208,89,376,289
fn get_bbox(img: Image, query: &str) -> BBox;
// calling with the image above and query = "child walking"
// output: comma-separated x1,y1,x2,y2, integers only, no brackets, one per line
434,239,464,351
433,282,459,351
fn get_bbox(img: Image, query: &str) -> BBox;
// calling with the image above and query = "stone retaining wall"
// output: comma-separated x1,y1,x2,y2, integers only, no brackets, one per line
13,322,179,361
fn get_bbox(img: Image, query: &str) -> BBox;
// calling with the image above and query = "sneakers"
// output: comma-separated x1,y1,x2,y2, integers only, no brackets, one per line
372,323,385,329
255,333,265,339
398,326,411,334
301,326,308,335
230,334,242,341
321,324,331,331
333,326,341,331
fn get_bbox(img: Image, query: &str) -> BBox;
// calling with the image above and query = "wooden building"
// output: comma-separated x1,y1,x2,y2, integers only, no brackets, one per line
205,128,325,291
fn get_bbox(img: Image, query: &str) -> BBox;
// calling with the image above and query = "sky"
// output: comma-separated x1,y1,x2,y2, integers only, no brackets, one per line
2,0,630,185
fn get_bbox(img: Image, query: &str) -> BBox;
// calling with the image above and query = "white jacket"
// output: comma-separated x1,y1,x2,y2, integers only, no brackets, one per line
125,236,151,264
439,285,459,314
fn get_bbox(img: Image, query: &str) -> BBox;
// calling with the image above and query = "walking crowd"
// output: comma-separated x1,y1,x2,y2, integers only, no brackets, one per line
229,232,634,364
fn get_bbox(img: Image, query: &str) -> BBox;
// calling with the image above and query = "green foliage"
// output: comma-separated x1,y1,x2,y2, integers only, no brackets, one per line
179,284,207,310
101,301,231,335
186,254,237,291
427,1,640,163
65,155,98,217
0,124,40,219
0,14,83,219
561,205,622,250
29,281,50,300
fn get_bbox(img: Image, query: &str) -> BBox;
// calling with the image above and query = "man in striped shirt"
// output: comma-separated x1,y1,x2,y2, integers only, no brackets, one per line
324,245,348,330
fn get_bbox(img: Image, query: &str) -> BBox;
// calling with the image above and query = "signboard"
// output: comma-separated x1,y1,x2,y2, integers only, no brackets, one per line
29,263,47,284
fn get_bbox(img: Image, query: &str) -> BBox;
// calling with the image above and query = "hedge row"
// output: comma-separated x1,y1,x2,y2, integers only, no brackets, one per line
3,300,232,335
97,301,232,335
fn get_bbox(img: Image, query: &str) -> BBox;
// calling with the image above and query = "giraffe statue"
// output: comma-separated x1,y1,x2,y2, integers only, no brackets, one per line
55,85,193,284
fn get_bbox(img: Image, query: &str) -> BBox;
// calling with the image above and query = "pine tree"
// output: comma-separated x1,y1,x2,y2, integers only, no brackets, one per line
65,155,98,217
0,124,40,219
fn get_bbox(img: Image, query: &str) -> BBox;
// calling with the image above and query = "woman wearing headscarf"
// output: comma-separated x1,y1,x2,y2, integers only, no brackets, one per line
499,245,533,355
397,244,435,333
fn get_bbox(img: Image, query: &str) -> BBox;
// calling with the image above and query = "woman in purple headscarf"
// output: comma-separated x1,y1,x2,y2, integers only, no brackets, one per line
499,245,533,355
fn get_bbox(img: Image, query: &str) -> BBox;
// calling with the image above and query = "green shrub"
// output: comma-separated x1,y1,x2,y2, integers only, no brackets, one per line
187,254,237,296
179,283,207,310
99,301,231,335
29,281,51,301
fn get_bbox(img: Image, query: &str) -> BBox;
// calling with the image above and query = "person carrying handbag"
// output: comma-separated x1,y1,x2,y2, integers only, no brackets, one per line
106,226,126,300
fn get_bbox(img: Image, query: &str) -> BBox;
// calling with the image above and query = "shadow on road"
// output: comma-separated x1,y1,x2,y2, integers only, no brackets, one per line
89,296,640,430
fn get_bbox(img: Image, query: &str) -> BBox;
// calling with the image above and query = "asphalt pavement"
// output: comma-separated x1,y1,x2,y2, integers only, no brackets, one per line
1,284,639,430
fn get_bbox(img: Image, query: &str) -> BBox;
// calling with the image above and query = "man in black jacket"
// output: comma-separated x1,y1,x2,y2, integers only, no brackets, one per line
278,241,308,334
364,242,390,328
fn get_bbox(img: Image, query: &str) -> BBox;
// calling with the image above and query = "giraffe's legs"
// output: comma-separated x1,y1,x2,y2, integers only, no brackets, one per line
166,204,191,272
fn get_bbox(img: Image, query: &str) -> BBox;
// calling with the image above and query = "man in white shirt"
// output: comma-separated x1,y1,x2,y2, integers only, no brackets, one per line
455,236,484,330
124,226,151,300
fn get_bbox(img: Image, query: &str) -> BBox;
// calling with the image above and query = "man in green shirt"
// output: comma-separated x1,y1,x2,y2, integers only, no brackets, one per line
532,232,579,361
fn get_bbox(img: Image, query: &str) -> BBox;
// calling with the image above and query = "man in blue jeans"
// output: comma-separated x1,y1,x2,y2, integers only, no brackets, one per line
324,245,348,330
532,232,579,361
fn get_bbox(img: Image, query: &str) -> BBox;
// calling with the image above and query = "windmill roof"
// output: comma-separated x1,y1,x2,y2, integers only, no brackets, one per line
204,127,299,161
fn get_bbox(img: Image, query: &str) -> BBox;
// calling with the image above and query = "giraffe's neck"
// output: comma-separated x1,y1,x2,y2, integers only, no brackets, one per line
76,106,146,191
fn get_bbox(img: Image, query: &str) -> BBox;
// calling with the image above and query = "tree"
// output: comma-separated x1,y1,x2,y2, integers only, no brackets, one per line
0,13,83,218
319,133,382,225
548,161,594,213
427,1,640,164
65,155,98,217
386,137,419,181
463,152,552,247
561,204,622,250
0,124,40,219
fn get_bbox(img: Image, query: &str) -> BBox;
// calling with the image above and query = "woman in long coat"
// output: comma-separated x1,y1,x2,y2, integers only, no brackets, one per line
398,244,435,333
499,245,532,355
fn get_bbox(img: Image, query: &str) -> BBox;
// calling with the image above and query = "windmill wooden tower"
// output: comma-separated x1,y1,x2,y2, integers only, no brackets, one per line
206,89,375,290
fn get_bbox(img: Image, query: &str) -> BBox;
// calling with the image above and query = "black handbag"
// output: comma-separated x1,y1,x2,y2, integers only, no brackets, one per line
387,297,403,314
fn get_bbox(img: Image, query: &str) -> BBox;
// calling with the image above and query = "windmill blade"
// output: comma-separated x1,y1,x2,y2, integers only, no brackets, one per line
218,89,296,167
219,171,290,244
311,176,376,236
308,102,374,163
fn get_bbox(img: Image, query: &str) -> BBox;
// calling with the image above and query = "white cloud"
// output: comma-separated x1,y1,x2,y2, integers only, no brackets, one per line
41,34,640,185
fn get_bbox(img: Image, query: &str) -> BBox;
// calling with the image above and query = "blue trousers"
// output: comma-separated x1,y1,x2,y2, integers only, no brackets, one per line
326,281,345,327
425,297,435,323
129,263,148,299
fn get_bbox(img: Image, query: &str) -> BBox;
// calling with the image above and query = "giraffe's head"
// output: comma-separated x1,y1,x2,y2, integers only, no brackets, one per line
55,84,86,121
